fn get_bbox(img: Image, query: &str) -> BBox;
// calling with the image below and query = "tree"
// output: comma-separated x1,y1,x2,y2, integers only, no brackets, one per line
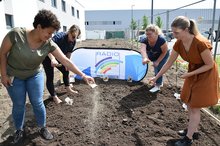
130,18,137,41
130,18,137,30
155,16,163,28
142,15,149,30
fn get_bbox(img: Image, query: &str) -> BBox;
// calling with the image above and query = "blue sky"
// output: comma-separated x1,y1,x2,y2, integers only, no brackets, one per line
82,0,220,10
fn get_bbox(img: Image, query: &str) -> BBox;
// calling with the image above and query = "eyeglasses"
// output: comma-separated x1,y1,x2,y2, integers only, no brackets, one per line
146,33,153,36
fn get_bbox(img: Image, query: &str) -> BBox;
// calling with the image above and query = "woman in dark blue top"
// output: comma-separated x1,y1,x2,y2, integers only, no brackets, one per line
140,24,170,93
42,25,81,104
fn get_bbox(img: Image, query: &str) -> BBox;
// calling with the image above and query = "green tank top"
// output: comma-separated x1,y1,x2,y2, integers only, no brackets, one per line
6,27,57,80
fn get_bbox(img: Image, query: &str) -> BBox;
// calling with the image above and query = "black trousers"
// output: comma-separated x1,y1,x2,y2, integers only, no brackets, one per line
42,56,70,96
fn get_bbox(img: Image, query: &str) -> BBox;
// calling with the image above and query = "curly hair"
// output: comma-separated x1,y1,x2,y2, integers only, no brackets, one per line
145,24,162,35
33,9,60,31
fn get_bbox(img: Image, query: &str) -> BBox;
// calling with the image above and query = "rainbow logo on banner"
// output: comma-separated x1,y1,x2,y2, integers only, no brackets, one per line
95,57,123,74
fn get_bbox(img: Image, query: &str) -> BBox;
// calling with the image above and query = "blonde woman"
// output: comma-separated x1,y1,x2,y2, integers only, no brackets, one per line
42,25,81,104
149,16,219,146
140,24,170,92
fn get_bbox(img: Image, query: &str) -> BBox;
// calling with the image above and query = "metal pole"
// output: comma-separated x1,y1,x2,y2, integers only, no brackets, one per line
137,19,140,49
214,16,220,60
148,0,206,20
151,0,153,24
166,10,170,41
211,0,216,45
131,5,134,49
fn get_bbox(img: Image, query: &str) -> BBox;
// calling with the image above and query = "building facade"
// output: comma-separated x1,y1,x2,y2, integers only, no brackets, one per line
0,0,85,44
85,9,220,39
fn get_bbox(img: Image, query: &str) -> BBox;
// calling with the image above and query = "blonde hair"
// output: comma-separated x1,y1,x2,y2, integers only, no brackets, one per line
171,16,200,35
68,24,81,37
145,24,162,35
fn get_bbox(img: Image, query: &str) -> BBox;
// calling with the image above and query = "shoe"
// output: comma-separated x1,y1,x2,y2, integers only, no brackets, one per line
175,136,192,146
39,127,53,140
12,130,25,144
149,85,160,93
178,129,200,140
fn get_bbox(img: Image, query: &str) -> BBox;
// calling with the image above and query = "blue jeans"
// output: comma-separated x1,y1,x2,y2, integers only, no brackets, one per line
7,71,46,130
154,50,170,86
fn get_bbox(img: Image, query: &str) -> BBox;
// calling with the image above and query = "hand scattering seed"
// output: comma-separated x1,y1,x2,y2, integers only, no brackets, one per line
89,83,98,88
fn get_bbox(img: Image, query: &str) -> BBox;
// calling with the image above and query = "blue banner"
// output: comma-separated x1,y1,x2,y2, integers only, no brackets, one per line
70,47,148,82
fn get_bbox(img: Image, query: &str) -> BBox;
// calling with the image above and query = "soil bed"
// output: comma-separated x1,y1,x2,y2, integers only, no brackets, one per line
0,39,219,146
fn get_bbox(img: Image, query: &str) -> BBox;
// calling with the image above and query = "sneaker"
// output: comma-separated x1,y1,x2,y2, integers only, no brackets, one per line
12,130,24,144
149,85,160,93
178,129,200,140
175,136,192,146
39,127,53,140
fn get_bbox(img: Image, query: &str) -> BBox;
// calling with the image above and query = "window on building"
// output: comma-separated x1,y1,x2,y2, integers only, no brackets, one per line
51,0,57,8
61,0,66,12
85,21,122,26
63,26,67,32
5,14,13,29
115,21,122,25
77,10,79,19
71,6,75,16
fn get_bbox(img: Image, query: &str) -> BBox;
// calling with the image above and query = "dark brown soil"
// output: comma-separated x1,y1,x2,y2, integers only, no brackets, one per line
0,39,220,146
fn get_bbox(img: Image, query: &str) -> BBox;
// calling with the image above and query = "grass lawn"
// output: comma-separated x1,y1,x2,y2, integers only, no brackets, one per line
215,55,220,73
212,55,220,115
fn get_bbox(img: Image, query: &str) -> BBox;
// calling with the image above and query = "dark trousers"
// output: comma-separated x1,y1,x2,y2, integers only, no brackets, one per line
42,57,70,96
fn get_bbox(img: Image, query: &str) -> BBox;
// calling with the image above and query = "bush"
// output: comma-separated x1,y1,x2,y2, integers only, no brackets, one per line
209,105,220,115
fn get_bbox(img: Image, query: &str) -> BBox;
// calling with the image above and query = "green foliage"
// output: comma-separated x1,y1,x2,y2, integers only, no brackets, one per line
209,105,220,115
142,15,149,30
130,18,137,30
155,16,163,28
215,55,220,73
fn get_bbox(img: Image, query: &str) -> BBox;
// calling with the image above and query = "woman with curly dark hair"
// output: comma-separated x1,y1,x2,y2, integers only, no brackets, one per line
0,9,95,144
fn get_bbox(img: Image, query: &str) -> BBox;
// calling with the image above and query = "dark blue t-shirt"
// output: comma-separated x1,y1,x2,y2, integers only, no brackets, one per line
52,32,76,55
140,35,166,61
